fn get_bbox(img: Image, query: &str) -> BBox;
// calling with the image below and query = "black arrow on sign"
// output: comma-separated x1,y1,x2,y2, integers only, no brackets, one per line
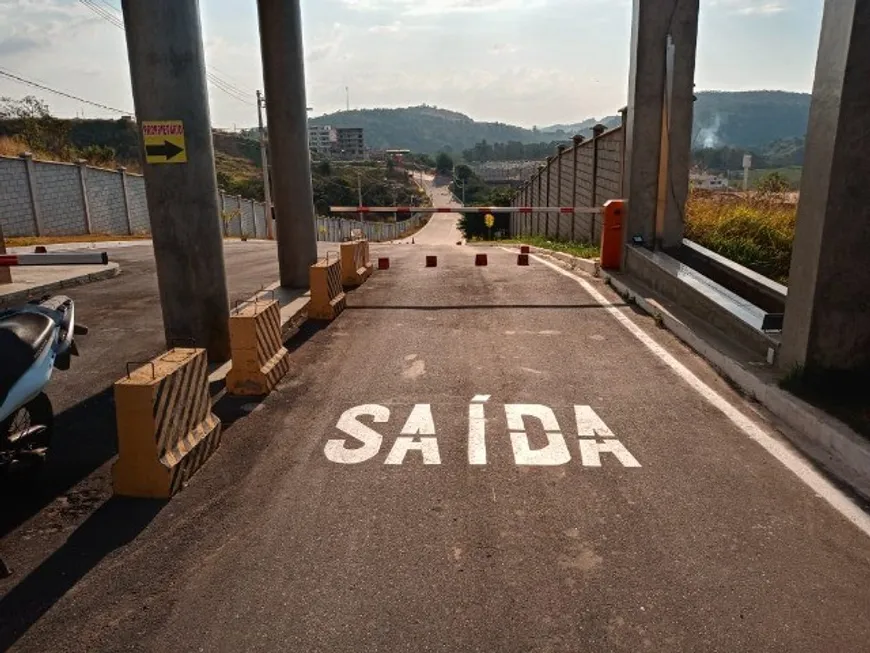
145,140,184,161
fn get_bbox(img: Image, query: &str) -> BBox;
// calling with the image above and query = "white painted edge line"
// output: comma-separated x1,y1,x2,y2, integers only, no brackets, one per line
525,249,870,538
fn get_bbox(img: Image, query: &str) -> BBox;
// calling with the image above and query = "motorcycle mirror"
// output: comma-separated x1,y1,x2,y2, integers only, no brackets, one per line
73,324,89,335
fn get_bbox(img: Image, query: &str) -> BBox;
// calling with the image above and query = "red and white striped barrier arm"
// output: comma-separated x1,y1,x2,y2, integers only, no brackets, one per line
329,206,602,214
0,252,109,267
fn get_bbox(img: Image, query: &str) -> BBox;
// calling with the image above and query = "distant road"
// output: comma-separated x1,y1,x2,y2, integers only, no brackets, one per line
396,173,463,245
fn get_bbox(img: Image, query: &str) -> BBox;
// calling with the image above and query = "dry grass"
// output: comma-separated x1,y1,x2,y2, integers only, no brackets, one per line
0,135,142,172
4,234,151,248
685,191,796,283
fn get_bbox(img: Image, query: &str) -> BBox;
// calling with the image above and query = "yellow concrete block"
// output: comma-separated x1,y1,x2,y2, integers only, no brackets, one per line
340,240,373,288
226,299,290,396
112,348,222,499
309,256,347,321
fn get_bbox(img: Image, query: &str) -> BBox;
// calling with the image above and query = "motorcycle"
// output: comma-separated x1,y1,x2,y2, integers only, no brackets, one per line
0,295,87,475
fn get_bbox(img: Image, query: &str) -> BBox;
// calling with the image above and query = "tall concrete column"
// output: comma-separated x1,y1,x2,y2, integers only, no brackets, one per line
121,0,230,361
256,0,318,288
780,0,870,373
623,0,698,250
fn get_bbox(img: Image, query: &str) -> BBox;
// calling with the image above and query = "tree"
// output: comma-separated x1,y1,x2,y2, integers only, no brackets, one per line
756,171,790,193
435,152,453,175
454,164,473,183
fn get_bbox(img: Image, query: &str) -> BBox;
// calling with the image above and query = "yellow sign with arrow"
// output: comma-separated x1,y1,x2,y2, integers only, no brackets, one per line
141,120,187,164
484,213,495,228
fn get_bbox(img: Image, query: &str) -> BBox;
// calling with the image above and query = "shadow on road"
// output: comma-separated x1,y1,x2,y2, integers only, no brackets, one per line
346,303,630,311
0,386,118,539
0,497,164,651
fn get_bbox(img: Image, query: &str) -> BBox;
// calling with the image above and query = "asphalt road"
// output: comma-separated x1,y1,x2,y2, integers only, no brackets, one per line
1,234,870,650
395,175,464,245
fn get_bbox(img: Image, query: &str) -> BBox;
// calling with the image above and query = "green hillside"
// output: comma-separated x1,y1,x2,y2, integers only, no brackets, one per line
308,105,574,154
692,91,810,148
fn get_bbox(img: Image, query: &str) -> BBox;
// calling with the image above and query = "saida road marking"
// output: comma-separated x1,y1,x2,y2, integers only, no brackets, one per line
324,399,640,468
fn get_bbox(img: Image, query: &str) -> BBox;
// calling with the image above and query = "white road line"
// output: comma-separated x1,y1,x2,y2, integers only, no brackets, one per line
528,250,870,538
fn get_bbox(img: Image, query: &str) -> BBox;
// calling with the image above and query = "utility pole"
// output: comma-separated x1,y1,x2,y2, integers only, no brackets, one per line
256,90,274,240
121,0,230,361
357,171,363,222
256,0,318,288
346,86,350,111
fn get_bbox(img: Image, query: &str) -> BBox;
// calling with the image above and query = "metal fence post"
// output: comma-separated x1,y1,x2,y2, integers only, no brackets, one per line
545,157,552,238
536,166,544,236
556,145,565,241
20,153,43,237
77,159,93,234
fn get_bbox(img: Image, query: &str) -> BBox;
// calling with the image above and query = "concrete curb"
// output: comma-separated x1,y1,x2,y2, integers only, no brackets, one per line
531,246,870,503
0,263,121,308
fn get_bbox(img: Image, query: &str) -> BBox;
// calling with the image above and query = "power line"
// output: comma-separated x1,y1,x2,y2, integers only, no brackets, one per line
77,0,255,107
0,67,132,114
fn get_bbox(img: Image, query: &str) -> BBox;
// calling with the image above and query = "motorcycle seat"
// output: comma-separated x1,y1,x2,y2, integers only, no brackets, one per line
0,312,55,404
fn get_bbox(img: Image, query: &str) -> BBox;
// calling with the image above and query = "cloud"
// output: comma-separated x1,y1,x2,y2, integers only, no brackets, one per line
711,0,787,15
343,0,548,16
368,21,402,33
0,34,48,56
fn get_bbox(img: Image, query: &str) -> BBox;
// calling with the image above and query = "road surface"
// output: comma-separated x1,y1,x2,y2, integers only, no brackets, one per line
396,173,464,245
2,234,870,651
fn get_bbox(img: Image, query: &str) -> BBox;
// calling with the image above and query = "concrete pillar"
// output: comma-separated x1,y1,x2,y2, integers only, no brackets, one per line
256,0,318,288
121,0,231,361
77,159,92,234
623,0,698,250
117,166,133,235
781,0,870,373
20,153,43,236
0,221,11,285
571,135,583,242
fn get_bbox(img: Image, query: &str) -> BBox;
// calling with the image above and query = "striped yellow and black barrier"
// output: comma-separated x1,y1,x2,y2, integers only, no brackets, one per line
226,299,291,396
309,254,347,321
340,239,373,288
112,348,222,499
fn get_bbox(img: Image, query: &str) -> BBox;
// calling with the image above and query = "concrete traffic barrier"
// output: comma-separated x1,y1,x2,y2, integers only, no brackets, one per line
340,239,373,288
113,348,222,498
309,255,347,321
518,253,529,266
378,257,390,270
475,253,488,266
226,299,291,396
520,245,530,254
426,255,437,267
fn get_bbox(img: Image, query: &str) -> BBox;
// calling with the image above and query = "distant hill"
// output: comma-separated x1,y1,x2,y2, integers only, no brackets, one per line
308,105,574,154
310,92,811,155
692,91,810,148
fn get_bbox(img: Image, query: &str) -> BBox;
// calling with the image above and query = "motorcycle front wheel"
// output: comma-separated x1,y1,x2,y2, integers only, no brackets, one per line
1,392,54,476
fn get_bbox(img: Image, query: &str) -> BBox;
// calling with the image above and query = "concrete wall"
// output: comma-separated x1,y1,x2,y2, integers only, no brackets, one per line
511,125,624,245
1,154,418,243
0,154,275,240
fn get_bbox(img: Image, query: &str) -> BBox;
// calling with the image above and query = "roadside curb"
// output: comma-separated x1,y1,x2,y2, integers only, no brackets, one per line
0,263,121,308
530,245,870,504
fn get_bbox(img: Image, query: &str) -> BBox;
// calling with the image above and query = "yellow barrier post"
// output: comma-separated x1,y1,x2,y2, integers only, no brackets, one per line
113,348,222,499
226,299,291,396
340,239,373,288
309,254,347,320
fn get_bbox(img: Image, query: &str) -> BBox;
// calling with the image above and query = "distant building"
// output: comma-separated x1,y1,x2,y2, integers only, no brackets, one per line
308,125,337,156
690,172,729,190
333,127,365,159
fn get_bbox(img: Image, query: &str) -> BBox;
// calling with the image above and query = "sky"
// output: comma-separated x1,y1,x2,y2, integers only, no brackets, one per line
0,0,824,129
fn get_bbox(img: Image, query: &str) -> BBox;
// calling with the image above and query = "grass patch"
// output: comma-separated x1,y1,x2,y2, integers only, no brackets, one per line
499,235,600,260
5,234,151,247
686,191,795,283
780,366,870,441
